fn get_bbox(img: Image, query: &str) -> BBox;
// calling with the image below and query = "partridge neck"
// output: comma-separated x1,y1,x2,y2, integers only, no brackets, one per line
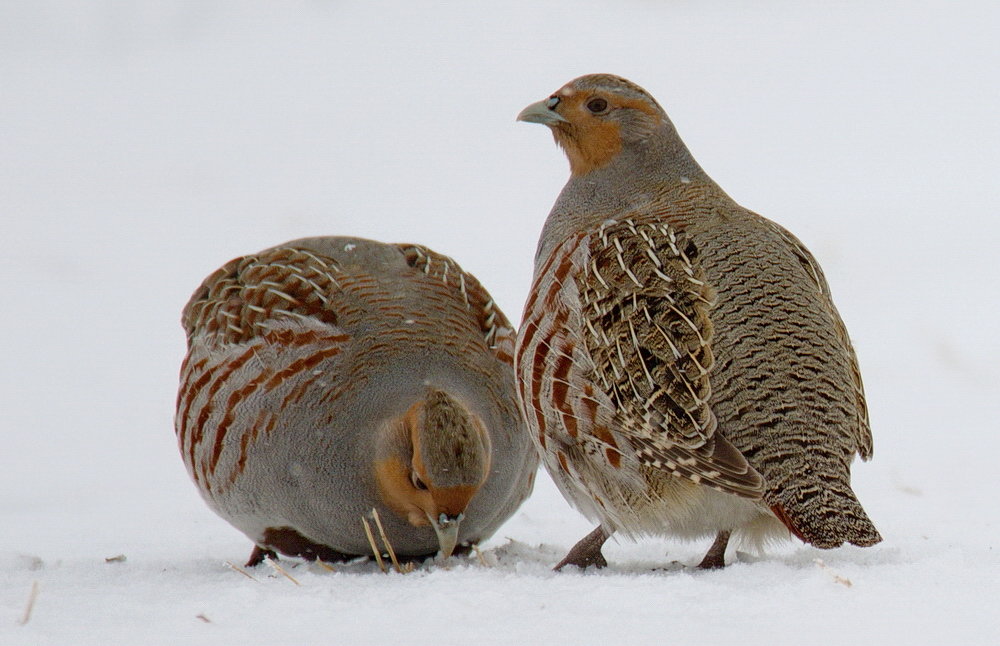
536,122,718,264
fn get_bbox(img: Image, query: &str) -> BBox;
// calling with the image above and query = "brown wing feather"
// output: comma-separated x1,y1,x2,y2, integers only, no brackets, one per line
759,218,873,460
578,217,764,498
396,244,516,366
177,246,351,496
182,246,345,346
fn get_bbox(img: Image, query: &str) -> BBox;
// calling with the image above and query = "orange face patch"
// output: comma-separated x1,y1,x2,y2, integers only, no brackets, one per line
549,90,662,177
553,112,622,176
374,454,434,527
375,400,484,527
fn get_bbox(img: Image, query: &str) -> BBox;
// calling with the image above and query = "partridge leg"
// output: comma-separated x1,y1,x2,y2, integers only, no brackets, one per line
697,530,731,569
245,545,278,567
554,525,612,571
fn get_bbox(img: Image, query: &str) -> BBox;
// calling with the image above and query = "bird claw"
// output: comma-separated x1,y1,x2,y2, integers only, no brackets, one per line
244,545,278,568
554,525,612,571
696,553,726,569
553,546,608,571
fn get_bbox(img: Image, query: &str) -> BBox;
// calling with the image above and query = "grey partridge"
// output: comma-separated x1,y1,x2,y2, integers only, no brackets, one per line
515,74,881,570
176,236,538,565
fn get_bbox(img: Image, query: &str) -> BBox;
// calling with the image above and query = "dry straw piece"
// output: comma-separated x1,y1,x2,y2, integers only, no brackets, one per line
313,559,336,573
18,581,40,626
472,543,489,567
361,514,389,573
814,558,853,587
224,561,260,582
362,509,416,574
372,508,415,574
266,557,301,585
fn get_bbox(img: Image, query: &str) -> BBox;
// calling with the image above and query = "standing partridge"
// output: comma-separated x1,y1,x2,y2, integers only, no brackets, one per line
515,74,881,570
176,236,537,565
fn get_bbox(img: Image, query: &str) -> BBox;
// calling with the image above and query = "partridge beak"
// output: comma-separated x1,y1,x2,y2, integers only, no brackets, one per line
517,99,568,125
428,512,463,559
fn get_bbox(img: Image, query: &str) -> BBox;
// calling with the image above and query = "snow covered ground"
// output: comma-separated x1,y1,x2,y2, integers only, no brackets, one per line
2,1,998,644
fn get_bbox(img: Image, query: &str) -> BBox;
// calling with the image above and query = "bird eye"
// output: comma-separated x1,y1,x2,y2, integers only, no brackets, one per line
586,97,609,114
411,472,428,490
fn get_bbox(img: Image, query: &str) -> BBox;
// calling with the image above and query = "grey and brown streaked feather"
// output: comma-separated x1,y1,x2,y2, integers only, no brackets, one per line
657,195,881,548
177,246,352,495
182,246,345,346
756,218,873,460
396,243,516,366
516,215,764,525
579,217,763,497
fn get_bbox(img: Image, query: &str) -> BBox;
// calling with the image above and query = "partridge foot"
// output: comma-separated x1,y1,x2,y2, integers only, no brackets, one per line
696,530,731,570
554,525,612,571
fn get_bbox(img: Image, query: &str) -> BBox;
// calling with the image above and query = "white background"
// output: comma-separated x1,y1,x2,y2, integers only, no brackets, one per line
2,1,998,644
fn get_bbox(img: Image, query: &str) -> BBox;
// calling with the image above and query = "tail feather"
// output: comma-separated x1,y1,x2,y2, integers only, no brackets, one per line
769,484,882,549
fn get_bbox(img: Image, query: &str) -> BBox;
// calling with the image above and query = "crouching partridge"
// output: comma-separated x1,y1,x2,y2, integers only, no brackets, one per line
176,236,538,565
515,74,881,570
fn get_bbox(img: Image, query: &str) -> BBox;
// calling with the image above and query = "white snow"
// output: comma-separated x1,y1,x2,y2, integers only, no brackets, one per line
2,1,998,644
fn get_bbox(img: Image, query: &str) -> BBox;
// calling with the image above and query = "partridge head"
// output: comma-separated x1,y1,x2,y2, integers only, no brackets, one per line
374,389,491,557
518,74,684,177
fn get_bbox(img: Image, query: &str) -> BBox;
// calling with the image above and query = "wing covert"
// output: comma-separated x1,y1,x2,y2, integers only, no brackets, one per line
182,246,345,347
396,243,516,366
579,217,764,498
